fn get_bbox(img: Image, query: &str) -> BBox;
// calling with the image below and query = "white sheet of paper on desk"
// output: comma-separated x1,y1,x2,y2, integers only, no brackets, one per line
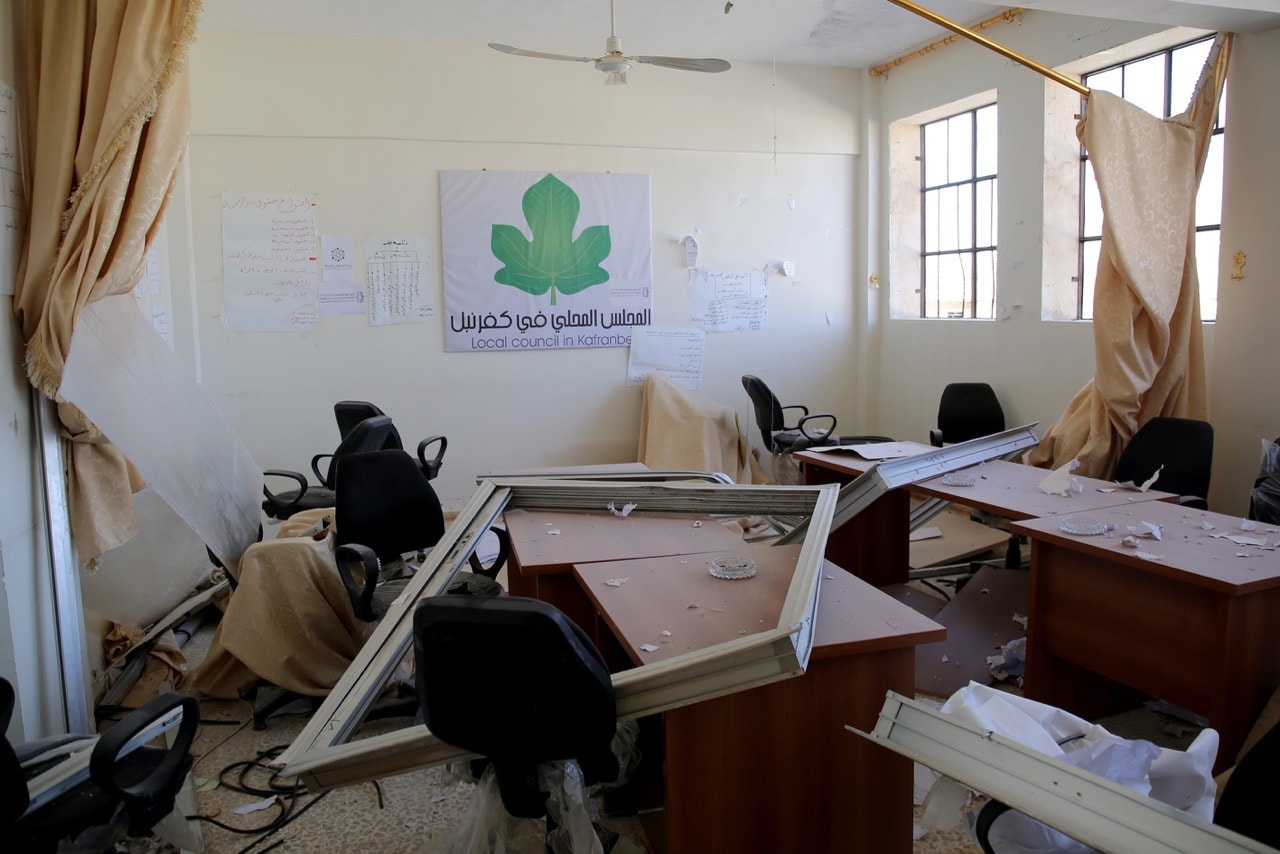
813,441,922,460
1038,459,1080,495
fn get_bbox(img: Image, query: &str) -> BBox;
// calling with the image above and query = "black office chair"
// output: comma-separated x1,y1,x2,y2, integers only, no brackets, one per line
930,382,1005,447
1112,416,1214,509
413,595,620,823
261,414,399,521
1248,437,1280,524
741,375,893,455
333,449,508,623
334,400,447,481
2,678,198,852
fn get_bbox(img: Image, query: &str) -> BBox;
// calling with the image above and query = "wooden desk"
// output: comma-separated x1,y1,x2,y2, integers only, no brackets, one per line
796,451,1178,585
795,443,933,586
502,507,745,631
1010,501,1280,772
574,544,945,853
913,459,1177,520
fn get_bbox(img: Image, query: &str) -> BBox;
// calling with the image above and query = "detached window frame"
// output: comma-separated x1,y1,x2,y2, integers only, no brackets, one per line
919,103,999,319
274,477,840,790
1078,35,1226,321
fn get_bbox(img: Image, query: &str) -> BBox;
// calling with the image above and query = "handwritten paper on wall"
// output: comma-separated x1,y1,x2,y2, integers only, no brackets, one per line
0,82,26,296
365,235,435,326
690,268,768,332
627,326,705,390
221,193,318,331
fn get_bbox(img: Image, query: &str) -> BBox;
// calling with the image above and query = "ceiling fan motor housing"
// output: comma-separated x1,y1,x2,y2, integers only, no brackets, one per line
597,35,632,73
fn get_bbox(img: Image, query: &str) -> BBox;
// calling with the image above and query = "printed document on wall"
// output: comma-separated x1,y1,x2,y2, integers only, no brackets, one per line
221,193,319,331
365,234,435,326
0,82,25,296
690,268,768,332
627,327,704,390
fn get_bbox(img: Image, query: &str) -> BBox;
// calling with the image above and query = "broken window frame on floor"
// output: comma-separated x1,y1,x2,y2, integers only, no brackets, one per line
850,691,1270,853
276,425,1040,791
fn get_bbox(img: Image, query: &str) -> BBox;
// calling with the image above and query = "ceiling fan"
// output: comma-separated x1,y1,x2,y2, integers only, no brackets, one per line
488,0,731,85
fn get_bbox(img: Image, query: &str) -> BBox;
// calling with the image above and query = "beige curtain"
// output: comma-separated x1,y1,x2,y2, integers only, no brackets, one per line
13,0,202,559
1027,34,1232,477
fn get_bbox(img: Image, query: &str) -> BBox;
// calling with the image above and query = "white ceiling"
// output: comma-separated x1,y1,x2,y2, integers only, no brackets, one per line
197,0,1280,69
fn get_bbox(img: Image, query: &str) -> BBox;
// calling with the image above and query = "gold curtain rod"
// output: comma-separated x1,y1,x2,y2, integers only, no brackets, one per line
870,8,1023,77
882,0,1090,98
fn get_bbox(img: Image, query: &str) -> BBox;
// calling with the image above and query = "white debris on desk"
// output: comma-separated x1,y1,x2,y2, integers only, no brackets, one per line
639,643,660,652
692,520,702,527
607,501,637,517
661,630,672,637
604,577,629,587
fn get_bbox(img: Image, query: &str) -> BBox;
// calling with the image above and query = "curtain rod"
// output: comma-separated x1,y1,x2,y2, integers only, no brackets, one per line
871,8,1023,78
884,0,1090,98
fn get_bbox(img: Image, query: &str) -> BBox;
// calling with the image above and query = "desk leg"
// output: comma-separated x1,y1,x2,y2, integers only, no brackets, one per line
662,648,915,854
802,461,910,586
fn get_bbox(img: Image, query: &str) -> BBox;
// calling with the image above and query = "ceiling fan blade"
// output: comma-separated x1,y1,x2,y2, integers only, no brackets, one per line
488,43,594,63
632,56,732,73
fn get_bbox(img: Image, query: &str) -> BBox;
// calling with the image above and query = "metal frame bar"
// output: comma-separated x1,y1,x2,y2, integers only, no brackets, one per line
850,692,1271,853
276,478,838,790
35,392,90,734
885,0,1090,98
777,424,1039,546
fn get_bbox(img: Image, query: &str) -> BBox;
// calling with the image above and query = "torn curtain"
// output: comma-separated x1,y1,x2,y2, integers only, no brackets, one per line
12,1,201,559
1026,34,1231,478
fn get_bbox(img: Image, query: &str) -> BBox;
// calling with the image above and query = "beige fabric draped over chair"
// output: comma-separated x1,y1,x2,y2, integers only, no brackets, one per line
191,510,387,699
12,0,201,559
1027,34,1231,478
637,372,770,484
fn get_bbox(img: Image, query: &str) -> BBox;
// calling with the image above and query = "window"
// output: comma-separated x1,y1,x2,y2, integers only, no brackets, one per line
919,103,998,319
1079,37,1225,320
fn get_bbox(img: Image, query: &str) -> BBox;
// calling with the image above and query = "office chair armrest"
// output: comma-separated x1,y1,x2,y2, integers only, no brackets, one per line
335,543,382,622
779,403,809,428
417,435,448,480
1178,495,1209,510
796,413,837,442
468,527,511,580
90,691,199,833
262,469,309,514
311,453,336,487
929,428,944,447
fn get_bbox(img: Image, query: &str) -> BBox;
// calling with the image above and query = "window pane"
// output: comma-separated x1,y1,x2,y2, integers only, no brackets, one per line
1125,54,1167,117
932,184,972,253
1088,66,1123,97
923,120,949,187
1196,230,1220,322
924,255,941,317
937,253,972,318
975,105,998,177
1197,134,1224,226
1170,39,1212,113
975,178,996,248
974,249,997,319
1081,240,1101,321
946,112,974,183
1083,162,1103,238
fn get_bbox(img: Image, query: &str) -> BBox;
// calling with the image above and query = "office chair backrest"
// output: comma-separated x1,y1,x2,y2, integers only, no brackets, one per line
314,415,400,489
741,375,784,450
414,595,618,817
932,383,1005,446
334,400,387,441
335,449,446,560
1113,416,1213,507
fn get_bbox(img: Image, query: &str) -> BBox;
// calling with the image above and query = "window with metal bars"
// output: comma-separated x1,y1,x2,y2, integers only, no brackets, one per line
1078,36,1225,321
919,103,998,319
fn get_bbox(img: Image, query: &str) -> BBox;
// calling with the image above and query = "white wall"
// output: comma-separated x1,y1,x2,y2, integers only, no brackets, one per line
868,10,1279,515
179,32,864,510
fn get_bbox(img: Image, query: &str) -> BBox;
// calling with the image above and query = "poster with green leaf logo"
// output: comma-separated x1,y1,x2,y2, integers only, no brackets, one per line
441,170,652,352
